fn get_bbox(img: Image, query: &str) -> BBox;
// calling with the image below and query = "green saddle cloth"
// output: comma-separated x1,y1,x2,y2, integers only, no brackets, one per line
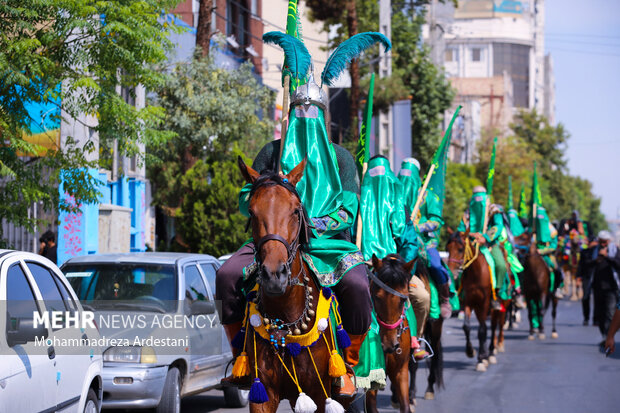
428,264,460,319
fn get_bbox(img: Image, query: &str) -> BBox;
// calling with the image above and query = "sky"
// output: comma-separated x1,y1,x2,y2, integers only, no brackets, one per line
545,0,620,220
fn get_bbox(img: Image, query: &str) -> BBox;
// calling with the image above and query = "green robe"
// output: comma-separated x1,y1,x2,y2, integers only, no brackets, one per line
508,208,525,237
398,159,421,217
360,156,406,260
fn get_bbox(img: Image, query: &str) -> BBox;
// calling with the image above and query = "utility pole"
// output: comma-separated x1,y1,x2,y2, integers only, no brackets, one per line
378,0,392,164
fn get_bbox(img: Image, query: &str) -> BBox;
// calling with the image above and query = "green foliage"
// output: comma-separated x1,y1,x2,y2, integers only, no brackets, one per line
441,163,482,245
0,0,179,235
148,55,275,211
175,155,251,257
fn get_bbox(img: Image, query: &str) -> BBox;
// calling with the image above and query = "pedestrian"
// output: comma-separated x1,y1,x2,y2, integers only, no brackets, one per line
582,230,620,343
604,299,620,355
40,230,57,265
577,237,598,325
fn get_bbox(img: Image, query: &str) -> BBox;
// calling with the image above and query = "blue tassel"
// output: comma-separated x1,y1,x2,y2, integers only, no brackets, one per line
336,326,351,349
249,378,269,403
231,328,245,349
322,287,332,298
287,342,302,357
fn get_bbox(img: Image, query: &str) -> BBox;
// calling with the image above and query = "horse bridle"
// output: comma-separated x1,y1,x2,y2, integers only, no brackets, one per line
369,270,409,354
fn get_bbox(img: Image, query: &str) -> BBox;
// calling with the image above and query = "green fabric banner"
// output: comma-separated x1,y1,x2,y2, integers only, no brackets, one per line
529,162,543,227
507,175,514,210
355,73,375,178
518,182,528,221
420,105,462,220
486,136,498,196
283,0,305,90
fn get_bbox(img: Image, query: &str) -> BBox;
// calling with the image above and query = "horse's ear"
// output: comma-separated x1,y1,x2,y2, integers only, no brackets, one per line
446,226,454,236
238,156,260,184
403,258,417,275
371,254,382,271
286,158,307,186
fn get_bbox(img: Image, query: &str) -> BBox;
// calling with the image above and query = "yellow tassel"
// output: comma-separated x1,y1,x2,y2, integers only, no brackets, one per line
328,350,346,378
232,352,250,378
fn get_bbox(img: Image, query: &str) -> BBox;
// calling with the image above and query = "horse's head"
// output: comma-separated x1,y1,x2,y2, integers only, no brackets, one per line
238,157,309,297
514,232,535,258
370,254,415,354
445,227,466,275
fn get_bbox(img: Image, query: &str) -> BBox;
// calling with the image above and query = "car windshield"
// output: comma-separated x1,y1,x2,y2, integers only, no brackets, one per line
63,263,177,313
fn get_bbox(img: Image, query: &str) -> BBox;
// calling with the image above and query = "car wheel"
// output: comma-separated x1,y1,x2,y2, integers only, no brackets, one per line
83,388,99,413
156,367,181,413
223,387,249,408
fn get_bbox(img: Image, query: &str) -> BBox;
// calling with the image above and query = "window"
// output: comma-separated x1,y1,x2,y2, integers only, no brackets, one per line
445,48,456,62
6,264,40,339
199,263,217,296
27,262,67,313
493,43,530,107
471,48,481,62
184,265,208,303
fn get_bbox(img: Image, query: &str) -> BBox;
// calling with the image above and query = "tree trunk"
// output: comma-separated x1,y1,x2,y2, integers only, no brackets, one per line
346,0,359,140
196,0,214,57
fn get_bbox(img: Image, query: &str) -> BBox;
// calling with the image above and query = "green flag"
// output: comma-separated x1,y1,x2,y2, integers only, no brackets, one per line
486,136,498,196
518,182,527,221
529,162,543,226
355,73,375,178
282,0,305,90
507,175,514,210
421,105,462,220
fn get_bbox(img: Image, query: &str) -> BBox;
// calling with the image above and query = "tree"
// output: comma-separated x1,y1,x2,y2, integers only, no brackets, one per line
196,0,215,57
148,56,275,254
175,155,251,257
441,162,482,245
0,0,178,236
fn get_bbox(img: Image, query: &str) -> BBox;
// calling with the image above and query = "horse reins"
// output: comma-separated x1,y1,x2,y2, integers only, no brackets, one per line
369,270,409,354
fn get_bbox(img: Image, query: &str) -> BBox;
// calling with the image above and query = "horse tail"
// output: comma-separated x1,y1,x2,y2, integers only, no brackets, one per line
434,337,445,389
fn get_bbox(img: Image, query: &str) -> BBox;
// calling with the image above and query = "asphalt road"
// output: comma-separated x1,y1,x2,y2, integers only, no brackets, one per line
181,299,620,413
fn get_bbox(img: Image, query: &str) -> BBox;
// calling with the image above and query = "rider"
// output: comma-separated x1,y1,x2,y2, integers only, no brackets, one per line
361,155,430,361
216,74,371,396
458,186,507,310
398,157,453,320
534,206,564,299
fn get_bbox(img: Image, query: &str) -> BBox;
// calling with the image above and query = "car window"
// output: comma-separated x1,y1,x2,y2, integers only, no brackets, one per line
63,263,177,312
6,264,40,338
184,265,209,303
26,262,68,313
199,263,217,296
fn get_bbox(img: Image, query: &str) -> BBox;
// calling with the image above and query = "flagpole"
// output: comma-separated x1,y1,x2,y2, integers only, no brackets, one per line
409,163,436,223
355,162,368,249
277,76,290,174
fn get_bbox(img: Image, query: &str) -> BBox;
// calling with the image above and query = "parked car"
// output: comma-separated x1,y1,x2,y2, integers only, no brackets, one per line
61,252,247,412
0,250,103,413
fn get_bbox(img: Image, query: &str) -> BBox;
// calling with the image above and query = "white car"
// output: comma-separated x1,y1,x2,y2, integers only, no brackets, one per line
0,250,103,412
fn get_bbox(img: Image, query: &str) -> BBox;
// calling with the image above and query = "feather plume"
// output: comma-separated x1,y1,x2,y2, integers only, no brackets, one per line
321,32,391,86
263,31,311,80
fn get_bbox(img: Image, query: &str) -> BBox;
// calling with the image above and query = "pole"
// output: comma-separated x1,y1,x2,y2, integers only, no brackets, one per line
277,75,290,174
409,163,436,223
355,162,368,249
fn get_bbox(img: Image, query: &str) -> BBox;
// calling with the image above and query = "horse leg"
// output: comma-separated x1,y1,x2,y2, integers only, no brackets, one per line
498,307,506,353
365,389,379,413
551,296,559,339
396,363,412,413
489,310,497,358
425,319,443,400
527,299,536,340
538,298,546,340
463,306,475,358
408,357,417,405
476,309,488,371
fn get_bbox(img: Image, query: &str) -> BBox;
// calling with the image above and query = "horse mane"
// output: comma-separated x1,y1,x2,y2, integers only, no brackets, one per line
376,254,411,287
447,230,464,246
248,170,314,247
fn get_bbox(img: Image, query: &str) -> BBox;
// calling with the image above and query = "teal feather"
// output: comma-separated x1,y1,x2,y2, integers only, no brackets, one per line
321,32,392,87
263,31,311,80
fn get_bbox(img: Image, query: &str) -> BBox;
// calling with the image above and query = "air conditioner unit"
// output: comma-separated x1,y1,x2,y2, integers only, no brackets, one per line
226,35,239,48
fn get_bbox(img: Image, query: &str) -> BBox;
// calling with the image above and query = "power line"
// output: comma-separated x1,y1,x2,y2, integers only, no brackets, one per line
547,32,620,40
546,38,620,48
547,46,620,58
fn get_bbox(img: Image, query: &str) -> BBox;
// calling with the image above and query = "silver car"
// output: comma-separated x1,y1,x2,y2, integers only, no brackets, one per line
61,252,247,412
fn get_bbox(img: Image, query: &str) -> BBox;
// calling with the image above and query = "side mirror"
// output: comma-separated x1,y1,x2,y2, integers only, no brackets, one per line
190,301,216,316
6,317,48,347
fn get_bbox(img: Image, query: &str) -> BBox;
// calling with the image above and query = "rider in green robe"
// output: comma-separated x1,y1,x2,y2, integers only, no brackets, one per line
534,206,563,298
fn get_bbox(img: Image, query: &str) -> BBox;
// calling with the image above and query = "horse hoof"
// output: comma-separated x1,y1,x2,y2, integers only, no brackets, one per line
482,359,489,367
466,348,475,358
476,362,487,372
551,332,558,339
424,392,435,400
539,333,546,340
391,401,399,409
570,295,578,302
515,312,522,323
493,348,498,355
498,344,505,353
528,335,535,341
489,355,497,364
410,404,416,412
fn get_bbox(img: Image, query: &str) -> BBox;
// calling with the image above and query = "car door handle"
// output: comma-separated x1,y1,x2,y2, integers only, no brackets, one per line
48,345,55,360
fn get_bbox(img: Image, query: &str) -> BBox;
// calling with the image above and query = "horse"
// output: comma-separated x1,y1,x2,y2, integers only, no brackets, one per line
408,264,445,403
365,254,416,413
445,229,506,371
558,229,584,301
237,157,338,413
514,232,559,340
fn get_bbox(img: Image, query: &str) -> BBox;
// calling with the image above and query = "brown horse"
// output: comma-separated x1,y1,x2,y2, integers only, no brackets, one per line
515,232,559,340
558,229,584,301
238,158,336,413
446,229,497,372
409,264,445,403
366,254,416,413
